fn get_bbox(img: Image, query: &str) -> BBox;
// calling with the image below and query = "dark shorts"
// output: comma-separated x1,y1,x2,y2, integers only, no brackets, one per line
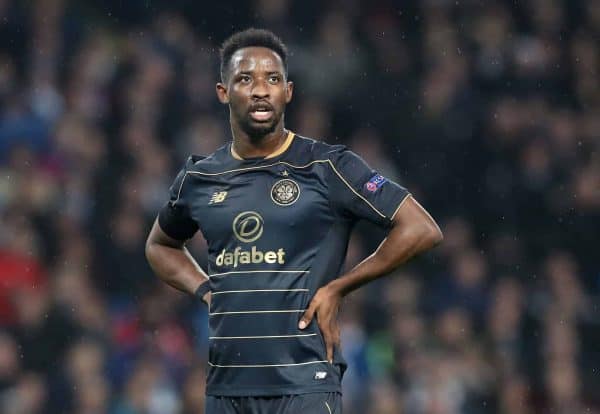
205,392,342,414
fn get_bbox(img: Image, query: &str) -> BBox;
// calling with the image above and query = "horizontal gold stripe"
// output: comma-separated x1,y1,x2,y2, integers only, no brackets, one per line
209,333,317,340
211,288,309,295
209,309,305,316
208,360,328,368
209,270,310,278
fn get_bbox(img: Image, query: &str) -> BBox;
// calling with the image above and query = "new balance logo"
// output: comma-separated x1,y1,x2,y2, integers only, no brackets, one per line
314,371,328,380
209,191,228,204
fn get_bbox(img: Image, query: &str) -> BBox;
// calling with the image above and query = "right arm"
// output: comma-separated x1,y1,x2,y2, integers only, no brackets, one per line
145,219,211,305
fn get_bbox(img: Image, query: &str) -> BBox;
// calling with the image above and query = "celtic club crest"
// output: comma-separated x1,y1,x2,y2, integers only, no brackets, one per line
270,179,300,206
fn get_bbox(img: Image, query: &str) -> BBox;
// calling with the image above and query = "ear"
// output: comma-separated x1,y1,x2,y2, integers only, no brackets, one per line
216,82,229,104
285,81,294,104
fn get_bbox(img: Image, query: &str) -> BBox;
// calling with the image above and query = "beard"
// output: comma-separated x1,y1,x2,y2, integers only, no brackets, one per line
241,118,278,142
234,107,284,143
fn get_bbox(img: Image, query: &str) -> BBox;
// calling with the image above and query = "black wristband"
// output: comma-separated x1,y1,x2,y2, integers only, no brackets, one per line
194,282,210,303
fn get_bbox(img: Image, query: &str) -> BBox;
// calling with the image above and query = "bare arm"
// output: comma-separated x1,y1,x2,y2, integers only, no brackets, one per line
145,219,210,304
299,195,442,361
330,195,443,296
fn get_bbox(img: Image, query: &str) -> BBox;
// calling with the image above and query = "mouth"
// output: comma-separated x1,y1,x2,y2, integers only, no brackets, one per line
249,103,274,122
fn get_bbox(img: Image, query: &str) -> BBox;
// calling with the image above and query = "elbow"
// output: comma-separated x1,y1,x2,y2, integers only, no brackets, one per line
144,239,165,281
145,237,157,265
144,242,153,266
417,221,443,251
424,220,443,249
144,240,151,260
429,223,444,247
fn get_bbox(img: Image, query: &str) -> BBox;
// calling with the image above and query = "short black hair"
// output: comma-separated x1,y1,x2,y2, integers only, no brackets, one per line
219,28,288,82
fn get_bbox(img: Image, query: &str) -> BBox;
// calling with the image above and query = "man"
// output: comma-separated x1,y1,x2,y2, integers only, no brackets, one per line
145,28,443,414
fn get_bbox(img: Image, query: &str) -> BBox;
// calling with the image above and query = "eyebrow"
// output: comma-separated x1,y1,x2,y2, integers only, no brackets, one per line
234,70,283,77
236,70,282,74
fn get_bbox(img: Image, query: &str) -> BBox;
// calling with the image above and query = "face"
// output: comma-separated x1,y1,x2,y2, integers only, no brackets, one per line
216,47,293,139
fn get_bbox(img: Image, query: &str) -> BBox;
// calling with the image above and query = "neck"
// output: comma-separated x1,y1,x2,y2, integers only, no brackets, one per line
230,121,288,159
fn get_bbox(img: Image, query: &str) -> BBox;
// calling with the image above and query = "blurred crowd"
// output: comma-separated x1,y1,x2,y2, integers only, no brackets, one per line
0,0,598,413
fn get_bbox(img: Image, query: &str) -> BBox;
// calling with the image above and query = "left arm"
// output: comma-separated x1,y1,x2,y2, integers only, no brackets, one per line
298,195,442,362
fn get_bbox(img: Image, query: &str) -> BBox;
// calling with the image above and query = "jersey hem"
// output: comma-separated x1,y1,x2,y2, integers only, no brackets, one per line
206,383,342,397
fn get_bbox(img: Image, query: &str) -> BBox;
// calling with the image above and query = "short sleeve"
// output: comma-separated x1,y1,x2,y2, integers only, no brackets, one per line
328,148,410,228
158,158,199,240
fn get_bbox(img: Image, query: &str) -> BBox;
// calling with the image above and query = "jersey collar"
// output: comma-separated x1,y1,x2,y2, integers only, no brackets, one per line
230,130,295,160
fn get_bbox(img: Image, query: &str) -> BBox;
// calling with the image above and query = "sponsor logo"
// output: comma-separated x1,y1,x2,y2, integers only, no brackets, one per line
218,212,286,268
209,191,228,204
365,174,387,192
271,179,300,206
232,211,264,243
314,371,328,380
216,246,286,268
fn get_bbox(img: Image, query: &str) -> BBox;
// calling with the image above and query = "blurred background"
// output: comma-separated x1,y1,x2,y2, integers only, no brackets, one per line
0,0,598,413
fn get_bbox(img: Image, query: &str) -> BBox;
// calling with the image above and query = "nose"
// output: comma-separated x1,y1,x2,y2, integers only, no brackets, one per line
251,77,269,99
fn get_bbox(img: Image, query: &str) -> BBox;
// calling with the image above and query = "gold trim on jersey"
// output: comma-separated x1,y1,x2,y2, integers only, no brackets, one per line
209,309,306,316
390,193,412,220
266,130,295,158
208,269,310,278
230,130,295,160
208,360,328,368
174,158,389,220
211,289,309,295
182,159,328,179
209,333,317,340
326,160,386,219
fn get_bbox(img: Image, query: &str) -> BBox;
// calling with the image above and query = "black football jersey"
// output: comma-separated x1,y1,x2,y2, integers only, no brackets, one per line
158,131,410,396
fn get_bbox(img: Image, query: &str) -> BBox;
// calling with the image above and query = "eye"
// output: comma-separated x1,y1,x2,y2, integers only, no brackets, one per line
239,75,251,84
268,75,280,83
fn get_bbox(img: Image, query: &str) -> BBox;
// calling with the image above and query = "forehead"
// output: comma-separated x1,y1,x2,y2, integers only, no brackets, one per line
229,47,284,73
